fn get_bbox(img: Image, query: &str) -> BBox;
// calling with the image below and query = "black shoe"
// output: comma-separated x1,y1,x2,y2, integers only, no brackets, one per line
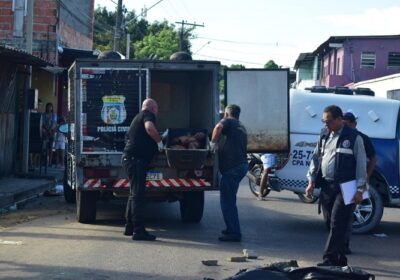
132,230,156,241
338,256,348,267
221,229,229,235
317,260,338,267
124,224,134,236
218,234,241,242
344,247,352,255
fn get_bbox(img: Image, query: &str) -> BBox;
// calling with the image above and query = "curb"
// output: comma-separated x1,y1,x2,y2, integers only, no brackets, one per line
0,179,56,209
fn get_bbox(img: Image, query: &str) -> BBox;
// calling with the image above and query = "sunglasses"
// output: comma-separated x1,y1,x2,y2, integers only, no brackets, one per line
321,118,336,124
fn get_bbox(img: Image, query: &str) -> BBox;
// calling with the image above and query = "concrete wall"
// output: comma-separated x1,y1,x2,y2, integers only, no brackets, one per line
0,0,94,63
354,73,400,99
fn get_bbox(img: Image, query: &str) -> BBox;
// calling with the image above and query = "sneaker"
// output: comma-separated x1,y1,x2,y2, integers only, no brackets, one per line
124,224,133,236
132,230,156,241
218,234,241,242
257,196,265,201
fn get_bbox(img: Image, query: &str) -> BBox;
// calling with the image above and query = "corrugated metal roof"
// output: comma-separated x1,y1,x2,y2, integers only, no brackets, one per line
313,34,400,57
294,52,315,69
0,44,51,67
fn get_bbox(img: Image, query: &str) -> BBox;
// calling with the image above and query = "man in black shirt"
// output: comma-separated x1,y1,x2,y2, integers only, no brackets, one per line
122,98,163,241
210,104,248,242
342,112,377,253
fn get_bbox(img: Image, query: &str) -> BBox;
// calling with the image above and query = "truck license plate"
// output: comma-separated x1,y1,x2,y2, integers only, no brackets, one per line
146,171,163,180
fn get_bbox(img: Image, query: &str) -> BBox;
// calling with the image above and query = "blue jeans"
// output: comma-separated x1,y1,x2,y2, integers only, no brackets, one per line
219,162,248,237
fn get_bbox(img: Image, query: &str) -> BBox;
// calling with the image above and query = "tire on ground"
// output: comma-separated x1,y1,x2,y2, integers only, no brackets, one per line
179,191,204,223
76,189,98,223
297,193,318,204
248,165,270,197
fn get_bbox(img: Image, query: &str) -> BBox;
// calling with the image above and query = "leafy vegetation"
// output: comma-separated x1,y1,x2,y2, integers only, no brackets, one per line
94,6,192,59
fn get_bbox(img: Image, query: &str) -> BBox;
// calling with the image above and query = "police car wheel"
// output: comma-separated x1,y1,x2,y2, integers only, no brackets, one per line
352,186,383,234
248,166,271,197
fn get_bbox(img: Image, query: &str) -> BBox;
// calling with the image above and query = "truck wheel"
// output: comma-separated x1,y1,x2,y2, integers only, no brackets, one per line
179,191,204,223
352,186,383,234
63,167,75,204
297,193,318,204
248,166,271,197
76,190,97,223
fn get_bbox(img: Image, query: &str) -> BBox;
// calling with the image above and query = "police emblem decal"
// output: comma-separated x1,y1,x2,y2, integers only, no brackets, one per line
342,139,350,148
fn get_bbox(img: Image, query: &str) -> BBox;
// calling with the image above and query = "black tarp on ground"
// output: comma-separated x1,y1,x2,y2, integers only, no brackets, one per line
208,261,375,280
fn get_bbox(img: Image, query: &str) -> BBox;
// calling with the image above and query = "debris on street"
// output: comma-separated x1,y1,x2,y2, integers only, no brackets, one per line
0,240,23,245
202,260,218,266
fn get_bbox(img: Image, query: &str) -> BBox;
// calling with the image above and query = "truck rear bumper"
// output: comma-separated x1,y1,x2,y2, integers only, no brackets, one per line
79,178,218,191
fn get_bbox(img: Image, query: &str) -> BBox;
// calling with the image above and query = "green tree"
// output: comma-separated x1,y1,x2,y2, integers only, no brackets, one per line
133,27,180,59
264,60,279,69
93,6,115,51
229,64,246,69
93,6,192,59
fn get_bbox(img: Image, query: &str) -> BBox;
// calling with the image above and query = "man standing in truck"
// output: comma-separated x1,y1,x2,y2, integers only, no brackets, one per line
122,98,164,241
210,104,248,242
305,105,367,266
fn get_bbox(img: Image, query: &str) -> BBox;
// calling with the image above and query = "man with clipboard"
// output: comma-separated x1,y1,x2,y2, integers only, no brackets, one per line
305,105,367,267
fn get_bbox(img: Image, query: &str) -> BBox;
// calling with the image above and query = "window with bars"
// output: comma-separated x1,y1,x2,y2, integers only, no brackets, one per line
361,52,376,69
388,52,400,69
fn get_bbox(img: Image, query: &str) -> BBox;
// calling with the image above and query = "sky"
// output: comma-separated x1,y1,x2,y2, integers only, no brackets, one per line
94,0,400,68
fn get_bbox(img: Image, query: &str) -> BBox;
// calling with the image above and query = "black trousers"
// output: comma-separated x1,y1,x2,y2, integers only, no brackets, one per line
122,156,147,232
320,181,355,264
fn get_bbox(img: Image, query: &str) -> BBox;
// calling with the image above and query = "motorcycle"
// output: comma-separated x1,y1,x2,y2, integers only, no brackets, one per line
246,153,318,203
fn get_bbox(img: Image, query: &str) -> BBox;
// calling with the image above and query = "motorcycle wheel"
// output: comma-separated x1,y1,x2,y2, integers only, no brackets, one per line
297,193,318,203
248,165,271,198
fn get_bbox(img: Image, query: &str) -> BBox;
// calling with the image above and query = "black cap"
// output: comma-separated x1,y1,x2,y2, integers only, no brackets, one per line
343,112,356,122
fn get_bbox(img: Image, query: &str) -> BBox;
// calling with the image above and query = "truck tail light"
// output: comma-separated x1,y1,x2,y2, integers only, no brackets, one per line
84,168,110,178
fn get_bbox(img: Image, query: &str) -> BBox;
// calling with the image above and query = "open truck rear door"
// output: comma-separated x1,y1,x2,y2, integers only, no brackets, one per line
225,69,290,153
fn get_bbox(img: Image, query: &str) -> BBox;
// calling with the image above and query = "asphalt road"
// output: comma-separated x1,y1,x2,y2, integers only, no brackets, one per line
0,180,399,280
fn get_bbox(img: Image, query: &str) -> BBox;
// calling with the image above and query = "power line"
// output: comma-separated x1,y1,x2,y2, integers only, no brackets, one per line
195,36,295,47
193,41,210,54
175,20,204,51
125,0,165,25
194,53,264,66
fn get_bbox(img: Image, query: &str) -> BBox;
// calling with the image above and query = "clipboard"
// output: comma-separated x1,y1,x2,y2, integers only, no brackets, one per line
340,180,369,205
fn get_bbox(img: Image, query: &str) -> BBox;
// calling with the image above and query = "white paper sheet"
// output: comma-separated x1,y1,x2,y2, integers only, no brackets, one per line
340,180,369,205
340,180,357,205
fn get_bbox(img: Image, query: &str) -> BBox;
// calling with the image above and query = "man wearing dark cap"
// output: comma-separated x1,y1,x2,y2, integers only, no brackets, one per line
342,112,377,254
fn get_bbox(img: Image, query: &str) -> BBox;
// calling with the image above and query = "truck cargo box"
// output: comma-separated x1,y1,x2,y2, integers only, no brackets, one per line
165,128,208,169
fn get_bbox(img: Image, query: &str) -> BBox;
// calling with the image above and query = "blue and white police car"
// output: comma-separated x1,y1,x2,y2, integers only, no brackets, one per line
273,88,400,233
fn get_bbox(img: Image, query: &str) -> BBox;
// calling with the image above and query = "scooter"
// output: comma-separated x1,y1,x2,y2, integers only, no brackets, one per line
246,153,318,203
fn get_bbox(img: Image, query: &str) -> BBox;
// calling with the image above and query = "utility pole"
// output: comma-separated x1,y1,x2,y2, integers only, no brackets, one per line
126,33,130,58
175,21,204,51
113,0,123,52
22,0,34,173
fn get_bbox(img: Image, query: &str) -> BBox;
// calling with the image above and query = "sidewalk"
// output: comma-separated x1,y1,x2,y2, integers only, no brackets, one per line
0,167,64,209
